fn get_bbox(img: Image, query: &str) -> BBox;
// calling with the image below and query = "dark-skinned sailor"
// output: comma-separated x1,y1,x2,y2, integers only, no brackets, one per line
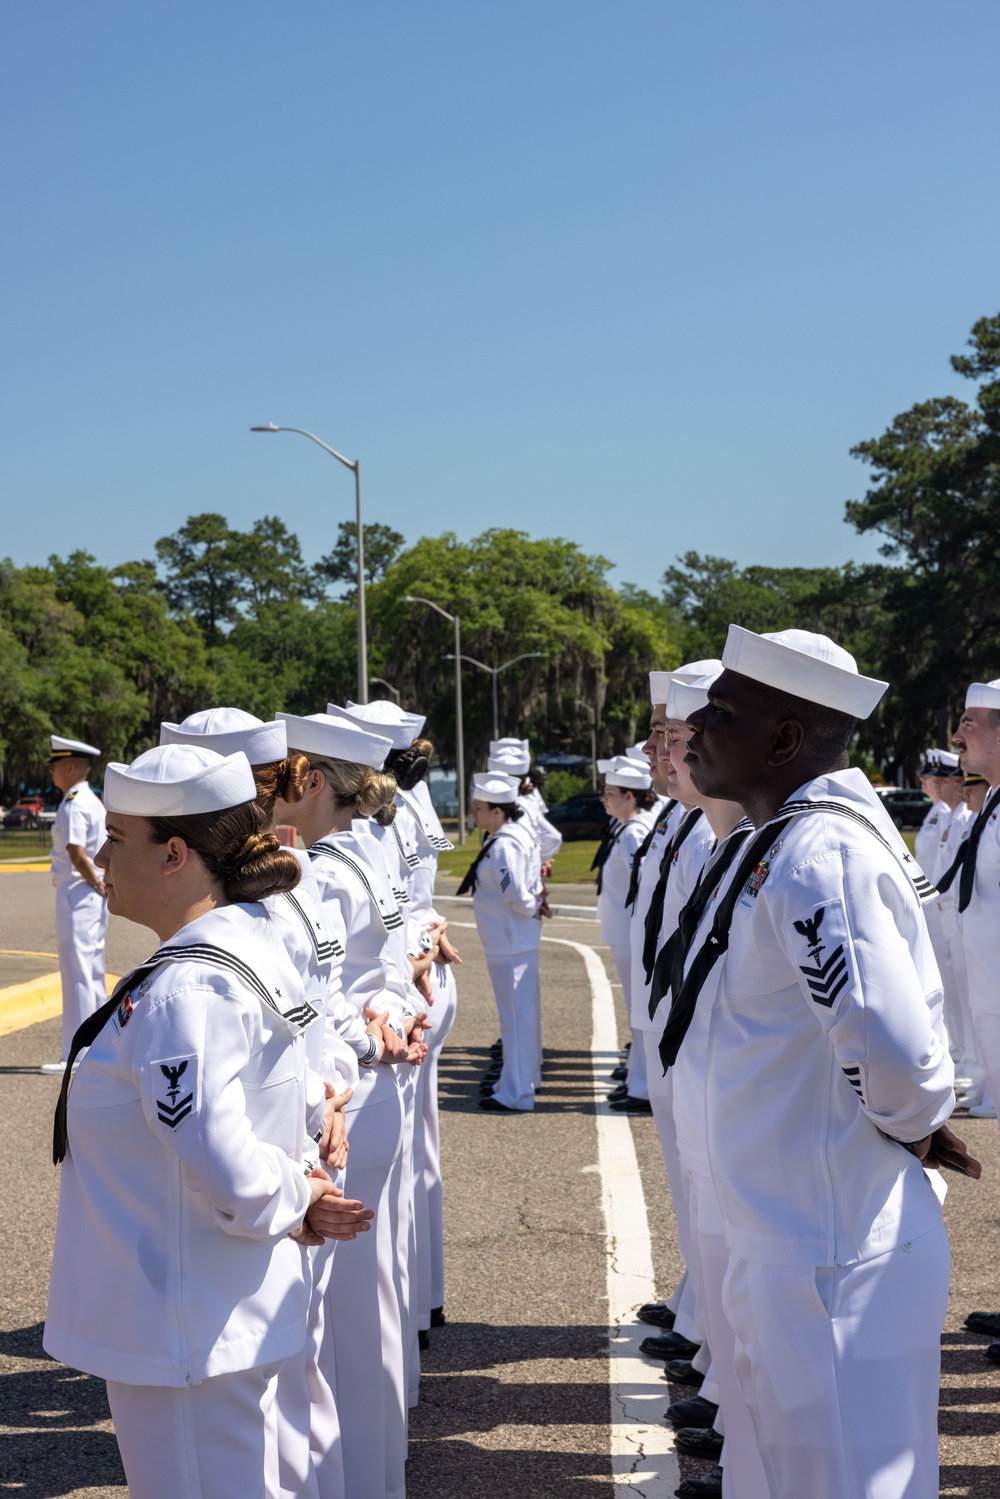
680,626,977,1499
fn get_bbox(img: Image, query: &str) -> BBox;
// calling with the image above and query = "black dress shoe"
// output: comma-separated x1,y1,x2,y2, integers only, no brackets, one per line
430,1306,445,1328
663,1358,703,1386
675,1466,723,1497
418,1328,430,1352
479,1084,495,1097
666,1394,719,1428
610,1064,628,1081
637,1302,676,1329
607,1083,629,1102
674,1426,724,1459
639,1331,701,1360
479,1097,522,1113
985,1342,1000,1366
966,1310,1000,1337
608,1094,653,1114
490,1039,503,1054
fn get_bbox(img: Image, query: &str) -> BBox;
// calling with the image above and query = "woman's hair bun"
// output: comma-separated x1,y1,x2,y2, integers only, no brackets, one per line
385,743,430,791
222,829,301,902
252,753,311,816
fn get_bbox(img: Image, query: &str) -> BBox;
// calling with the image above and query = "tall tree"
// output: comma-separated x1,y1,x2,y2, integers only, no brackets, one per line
315,520,406,596
155,513,243,644
846,311,1000,758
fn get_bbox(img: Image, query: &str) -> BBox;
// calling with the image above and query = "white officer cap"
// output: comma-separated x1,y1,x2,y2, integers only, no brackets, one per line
600,755,652,790
104,744,256,816
331,699,427,750
49,735,101,761
488,745,531,776
277,712,392,769
722,627,887,719
472,771,520,804
159,707,287,765
937,749,960,770
965,679,1000,712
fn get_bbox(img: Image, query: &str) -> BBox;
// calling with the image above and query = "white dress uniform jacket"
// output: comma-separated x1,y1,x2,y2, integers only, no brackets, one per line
518,786,563,865
472,818,543,956
958,787,1000,1015
704,769,953,1268
45,905,313,1386
914,798,950,876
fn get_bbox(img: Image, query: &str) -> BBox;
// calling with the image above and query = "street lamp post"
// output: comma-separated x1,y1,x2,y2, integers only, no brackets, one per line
251,422,368,703
575,699,598,789
444,652,546,742
403,596,466,845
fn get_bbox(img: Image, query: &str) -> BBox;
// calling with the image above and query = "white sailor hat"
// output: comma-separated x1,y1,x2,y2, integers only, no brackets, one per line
330,699,427,750
49,735,101,762
104,744,257,817
626,742,650,764
159,708,287,765
600,755,652,790
488,744,531,776
277,712,392,770
965,679,1000,713
649,672,673,705
666,660,723,723
472,771,520,804
722,626,887,719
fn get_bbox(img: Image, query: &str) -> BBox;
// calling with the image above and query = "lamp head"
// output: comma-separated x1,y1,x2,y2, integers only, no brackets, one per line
250,423,280,432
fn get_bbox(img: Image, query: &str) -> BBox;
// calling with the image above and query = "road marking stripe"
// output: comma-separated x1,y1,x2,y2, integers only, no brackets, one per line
0,973,120,1038
544,934,679,1495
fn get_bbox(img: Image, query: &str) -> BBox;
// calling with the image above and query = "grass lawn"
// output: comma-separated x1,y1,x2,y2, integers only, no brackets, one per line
0,833,53,861
436,837,600,884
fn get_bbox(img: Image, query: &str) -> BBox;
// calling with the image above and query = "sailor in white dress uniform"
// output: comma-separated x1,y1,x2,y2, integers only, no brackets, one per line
45,744,360,1499
276,712,421,1499
595,754,658,1106
158,707,365,1499
684,626,977,1499
45,735,108,1071
465,771,544,1112
488,738,564,870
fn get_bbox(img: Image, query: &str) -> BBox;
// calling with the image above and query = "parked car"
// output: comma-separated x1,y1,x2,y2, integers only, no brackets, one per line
545,791,611,841
3,804,40,830
36,808,57,828
874,787,933,831
15,795,45,813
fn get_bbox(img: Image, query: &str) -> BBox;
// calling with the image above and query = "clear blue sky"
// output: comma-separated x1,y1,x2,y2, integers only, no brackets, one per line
2,1,998,594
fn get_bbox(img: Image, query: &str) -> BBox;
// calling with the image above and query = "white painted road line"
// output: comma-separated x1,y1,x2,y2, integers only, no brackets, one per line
544,934,679,1497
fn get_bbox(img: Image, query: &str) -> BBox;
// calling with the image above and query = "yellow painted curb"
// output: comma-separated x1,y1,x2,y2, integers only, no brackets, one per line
0,973,120,1038
0,863,52,874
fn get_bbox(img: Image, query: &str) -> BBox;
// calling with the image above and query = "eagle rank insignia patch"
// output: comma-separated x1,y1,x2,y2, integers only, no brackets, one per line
786,898,854,1010
152,1054,199,1131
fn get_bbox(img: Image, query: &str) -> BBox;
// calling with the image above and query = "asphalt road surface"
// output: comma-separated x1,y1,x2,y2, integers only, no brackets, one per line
1,870,999,1495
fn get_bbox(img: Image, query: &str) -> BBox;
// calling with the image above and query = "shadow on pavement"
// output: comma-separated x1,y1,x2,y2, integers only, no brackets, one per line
438,1045,613,1115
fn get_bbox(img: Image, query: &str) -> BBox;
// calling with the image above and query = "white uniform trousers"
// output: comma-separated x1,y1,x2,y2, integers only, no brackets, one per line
723,1225,950,1499
610,943,648,1100
415,961,458,1328
688,1171,769,1499
391,1067,420,1414
935,907,983,1086
641,1030,702,1342
55,882,108,1059
486,950,540,1111
276,1167,346,1499
107,1362,280,1499
968,1009,1000,1125
327,1084,407,1499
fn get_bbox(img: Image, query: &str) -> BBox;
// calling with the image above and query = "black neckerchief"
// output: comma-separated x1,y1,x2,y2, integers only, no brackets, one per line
657,818,792,1073
457,834,494,896
936,786,1000,913
592,817,621,896
53,961,162,1165
625,800,676,910
641,809,702,982
648,821,753,1023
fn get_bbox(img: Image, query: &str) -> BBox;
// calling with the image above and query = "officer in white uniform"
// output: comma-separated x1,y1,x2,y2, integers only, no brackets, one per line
45,744,362,1499
465,770,544,1112
683,626,975,1499
43,735,109,1074
596,754,658,1111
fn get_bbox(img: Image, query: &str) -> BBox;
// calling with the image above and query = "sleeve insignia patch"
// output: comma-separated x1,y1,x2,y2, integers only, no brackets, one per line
499,869,511,892
789,900,852,1008
153,1054,198,1129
